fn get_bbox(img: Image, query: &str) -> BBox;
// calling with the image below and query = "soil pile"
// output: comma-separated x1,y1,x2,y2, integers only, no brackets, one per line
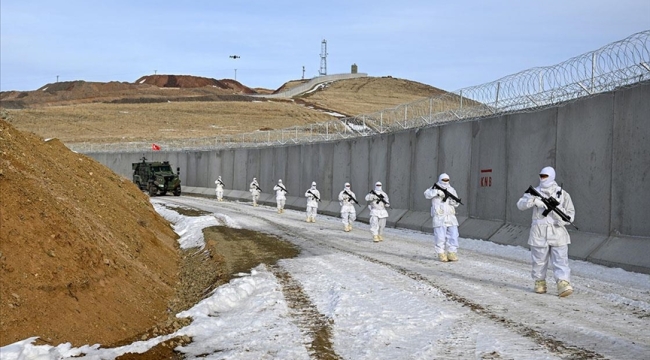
0,75,264,109
134,75,257,94
0,119,180,347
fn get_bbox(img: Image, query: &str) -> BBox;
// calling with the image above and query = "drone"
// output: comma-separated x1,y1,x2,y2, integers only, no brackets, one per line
229,55,240,59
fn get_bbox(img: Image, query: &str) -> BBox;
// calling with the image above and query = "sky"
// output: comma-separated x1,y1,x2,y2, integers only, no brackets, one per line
2,196,648,359
1,1,649,92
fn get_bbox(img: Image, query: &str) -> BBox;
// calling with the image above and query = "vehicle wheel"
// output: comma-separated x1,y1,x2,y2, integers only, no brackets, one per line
161,191,167,196
148,184,157,196
173,188,181,196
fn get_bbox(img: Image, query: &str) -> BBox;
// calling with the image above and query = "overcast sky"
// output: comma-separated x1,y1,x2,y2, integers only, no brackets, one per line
1,1,648,92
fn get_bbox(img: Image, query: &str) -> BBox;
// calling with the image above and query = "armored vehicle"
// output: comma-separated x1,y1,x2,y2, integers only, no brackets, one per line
132,157,182,196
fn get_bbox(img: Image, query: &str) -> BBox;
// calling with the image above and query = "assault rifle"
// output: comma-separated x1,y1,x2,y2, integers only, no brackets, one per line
525,186,579,230
217,179,225,186
343,190,360,206
433,183,464,205
307,190,321,202
278,185,288,194
370,190,389,206
252,183,262,192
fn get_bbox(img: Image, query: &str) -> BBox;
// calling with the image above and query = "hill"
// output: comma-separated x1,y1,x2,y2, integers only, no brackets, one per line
0,75,448,144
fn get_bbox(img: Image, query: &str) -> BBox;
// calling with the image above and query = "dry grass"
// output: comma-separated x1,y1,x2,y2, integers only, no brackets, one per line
299,77,448,116
4,101,334,143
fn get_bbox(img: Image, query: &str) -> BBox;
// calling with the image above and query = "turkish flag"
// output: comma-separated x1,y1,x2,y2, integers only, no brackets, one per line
152,143,161,151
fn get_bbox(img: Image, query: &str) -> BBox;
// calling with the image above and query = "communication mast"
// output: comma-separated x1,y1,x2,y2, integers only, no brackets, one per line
319,39,328,76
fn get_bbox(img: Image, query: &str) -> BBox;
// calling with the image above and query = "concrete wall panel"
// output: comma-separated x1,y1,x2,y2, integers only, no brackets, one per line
332,141,352,200
611,84,650,237
260,148,275,195
233,149,248,191
557,93,614,234
221,150,236,190
470,116,507,221
285,145,302,196
207,151,222,189
506,108,557,226
388,131,413,209
350,138,370,205
273,146,288,187
246,149,261,190
437,122,472,216
192,151,210,187
299,144,315,194
411,127,439,212
368,134,389,192
316,143,335,201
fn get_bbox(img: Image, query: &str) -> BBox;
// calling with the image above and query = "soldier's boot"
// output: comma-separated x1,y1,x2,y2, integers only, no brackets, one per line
438,252,449,262
344,225,351,232
557,280,573,297
373,235,380,242
534,280,547,294
447,252,458,262
311,217,316,223
281,209,285,213
378,235,383,241
278,209,282,214
306,217,311,222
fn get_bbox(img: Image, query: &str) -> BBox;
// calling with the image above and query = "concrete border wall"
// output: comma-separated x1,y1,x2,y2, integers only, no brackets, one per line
88,82,650,274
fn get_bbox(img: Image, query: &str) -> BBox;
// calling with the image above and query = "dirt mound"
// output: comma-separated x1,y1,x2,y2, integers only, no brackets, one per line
0,119,181,347
135,75,257,94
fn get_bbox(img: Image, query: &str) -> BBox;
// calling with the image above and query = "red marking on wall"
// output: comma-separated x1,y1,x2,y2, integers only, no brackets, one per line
480,169,492,187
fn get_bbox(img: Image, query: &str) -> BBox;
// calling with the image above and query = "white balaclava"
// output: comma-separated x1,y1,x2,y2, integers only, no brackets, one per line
437,173,450,189
344,182,351,190
374,182,383,192
253,177,257,182
218,176,222,180
539,167,556,188
278,179,283,185
311,181,317,189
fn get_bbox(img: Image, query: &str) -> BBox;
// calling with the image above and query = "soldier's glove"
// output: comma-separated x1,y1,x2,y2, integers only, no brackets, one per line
533,198,546,209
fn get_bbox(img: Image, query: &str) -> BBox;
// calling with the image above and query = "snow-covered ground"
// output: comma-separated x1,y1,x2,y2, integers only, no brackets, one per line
3,196,649,359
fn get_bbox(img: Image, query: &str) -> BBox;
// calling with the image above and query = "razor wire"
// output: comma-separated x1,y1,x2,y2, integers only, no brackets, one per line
68,30,650,154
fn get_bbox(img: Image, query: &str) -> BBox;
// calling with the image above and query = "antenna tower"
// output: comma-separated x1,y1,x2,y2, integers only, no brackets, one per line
319,39,328,76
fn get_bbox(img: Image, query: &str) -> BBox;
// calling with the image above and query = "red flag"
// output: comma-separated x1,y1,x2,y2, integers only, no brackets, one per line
152,143,161,151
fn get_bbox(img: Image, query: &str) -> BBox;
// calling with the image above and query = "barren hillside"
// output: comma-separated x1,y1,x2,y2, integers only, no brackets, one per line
1,75,448,145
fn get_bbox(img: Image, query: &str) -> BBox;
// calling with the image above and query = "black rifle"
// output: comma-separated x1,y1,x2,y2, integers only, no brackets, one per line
217,179,225,186
307,190,321,202
525,185,579,230
370,190,389,206
278,185,288,194
433,183,464,205
252,183,262,192
343,190,360,206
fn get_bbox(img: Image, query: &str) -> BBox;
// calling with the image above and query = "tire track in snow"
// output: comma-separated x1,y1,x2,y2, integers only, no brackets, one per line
270,265,342,360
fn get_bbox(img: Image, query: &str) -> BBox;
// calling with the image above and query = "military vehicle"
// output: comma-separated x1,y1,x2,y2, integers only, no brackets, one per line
132,157,182,196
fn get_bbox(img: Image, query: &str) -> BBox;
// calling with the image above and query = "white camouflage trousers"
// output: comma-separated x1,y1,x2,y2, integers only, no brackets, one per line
341,210,356,226
433,225,459,254
370,216,387,236
216,189,223,200
276,198,286,210
306,206,317,219
530,245,571,283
